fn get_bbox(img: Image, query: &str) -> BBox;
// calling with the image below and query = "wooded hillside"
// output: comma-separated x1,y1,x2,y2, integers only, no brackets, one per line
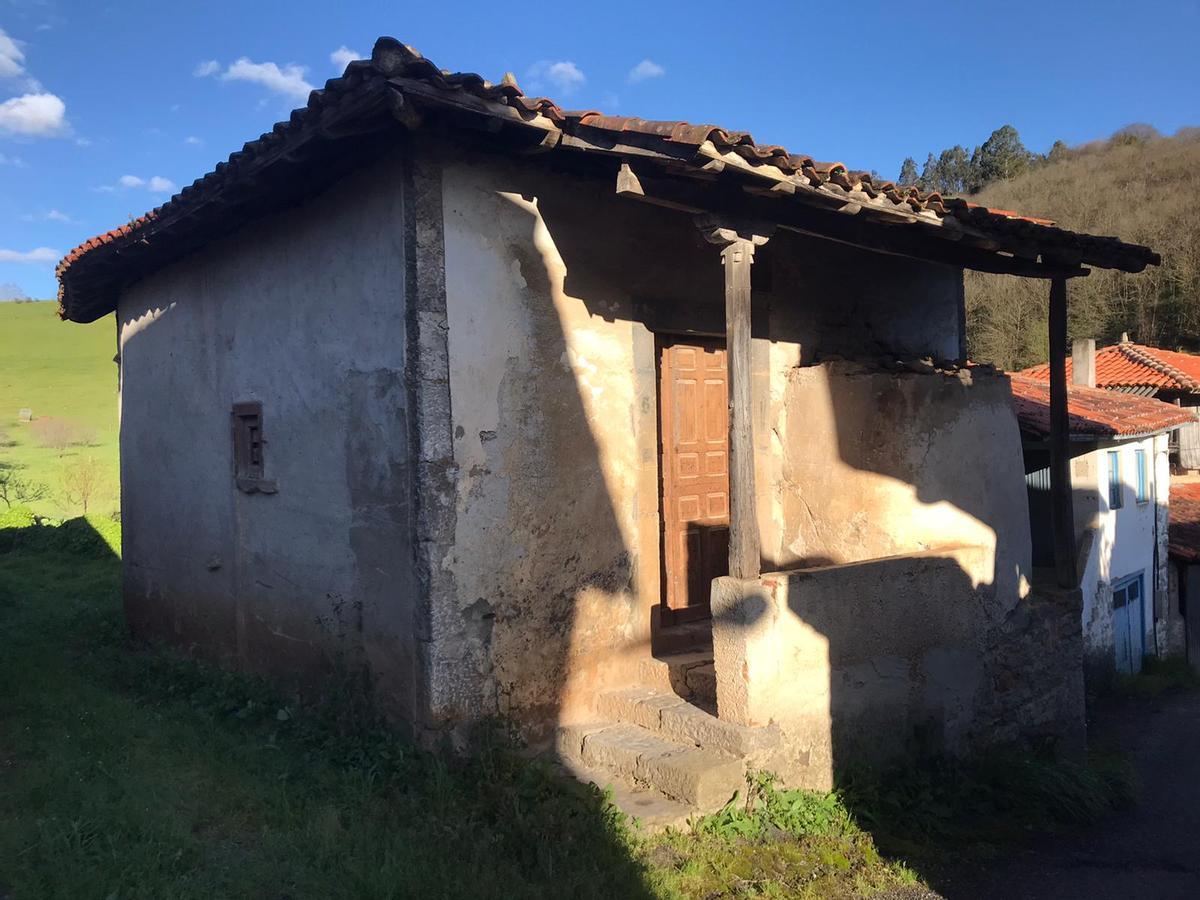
961,130,1200,370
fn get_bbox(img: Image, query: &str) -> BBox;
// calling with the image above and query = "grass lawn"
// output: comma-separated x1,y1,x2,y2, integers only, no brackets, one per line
0,301,119,520
0,517,928,899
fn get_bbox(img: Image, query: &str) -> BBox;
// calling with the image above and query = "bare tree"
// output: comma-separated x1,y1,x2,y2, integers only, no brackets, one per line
30,418,80,457
0,468,49,508
60,457,107,516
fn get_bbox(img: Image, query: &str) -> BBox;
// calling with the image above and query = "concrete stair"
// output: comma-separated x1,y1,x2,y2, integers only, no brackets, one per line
555,681,786,824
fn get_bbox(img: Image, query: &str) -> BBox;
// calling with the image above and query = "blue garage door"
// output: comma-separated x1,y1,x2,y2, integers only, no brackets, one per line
1113,573,1145,674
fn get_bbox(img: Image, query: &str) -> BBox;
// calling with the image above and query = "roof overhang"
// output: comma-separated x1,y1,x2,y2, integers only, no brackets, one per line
56,37,1162,324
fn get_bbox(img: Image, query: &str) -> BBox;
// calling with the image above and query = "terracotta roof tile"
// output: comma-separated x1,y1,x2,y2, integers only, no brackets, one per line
1170,483,1200,562
1022,341,1200,392
1009,374,1194,440
56,37,1162,322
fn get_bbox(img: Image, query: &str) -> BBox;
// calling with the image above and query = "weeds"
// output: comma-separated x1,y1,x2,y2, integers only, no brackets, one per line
0,517,1142,898
1110,655,1200,699
839,749,1136,854
693,772,856,842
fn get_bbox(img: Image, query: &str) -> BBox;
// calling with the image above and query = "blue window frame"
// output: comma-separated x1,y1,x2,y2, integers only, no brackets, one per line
1108,450,1123,509
1135,448,1148,503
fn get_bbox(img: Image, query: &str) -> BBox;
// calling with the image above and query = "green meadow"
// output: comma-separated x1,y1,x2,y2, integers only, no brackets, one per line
0,300,119,519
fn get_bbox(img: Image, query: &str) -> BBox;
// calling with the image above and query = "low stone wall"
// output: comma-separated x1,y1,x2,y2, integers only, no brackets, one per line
975,582,1086,758
711,546,1085,789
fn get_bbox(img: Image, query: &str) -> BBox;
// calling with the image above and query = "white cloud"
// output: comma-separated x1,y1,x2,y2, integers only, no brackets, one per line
627,59,665,84
0,27,26,80
21,209,74,223
183,135,201,145
98,174,177,194
193,59,219,77
0,92,68,136
221,58,313,101
525,60,585,95
330,45,360,72
0,246,59,264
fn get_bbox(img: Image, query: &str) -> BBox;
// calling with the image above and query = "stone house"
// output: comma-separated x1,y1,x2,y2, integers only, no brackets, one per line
1024,338,1200,471
56,39,1160,815
1010,367,1191,675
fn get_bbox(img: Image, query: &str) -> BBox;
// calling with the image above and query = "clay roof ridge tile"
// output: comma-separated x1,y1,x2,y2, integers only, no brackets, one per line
1120,342,1200,391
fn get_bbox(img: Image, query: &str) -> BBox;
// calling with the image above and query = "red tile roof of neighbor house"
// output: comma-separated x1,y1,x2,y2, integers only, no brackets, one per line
1009,374,1194,440
1169,483,1200,562
1022,341,1200,393
56,38,1161,324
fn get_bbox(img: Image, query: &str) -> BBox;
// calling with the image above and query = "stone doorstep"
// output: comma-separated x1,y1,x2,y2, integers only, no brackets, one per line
636,651,715,696
597,686,782,759
579,723,746,809
683,662,717,700
554,756,694,833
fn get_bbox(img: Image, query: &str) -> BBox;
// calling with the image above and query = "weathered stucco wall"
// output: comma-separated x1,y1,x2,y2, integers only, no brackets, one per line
760,363,1031,601
711,554,1083,789
710,365,1044,786
434,145,974,740
117,149,420,723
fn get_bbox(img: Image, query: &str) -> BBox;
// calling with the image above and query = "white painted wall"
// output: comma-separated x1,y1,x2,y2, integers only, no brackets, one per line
1076,433,1169,665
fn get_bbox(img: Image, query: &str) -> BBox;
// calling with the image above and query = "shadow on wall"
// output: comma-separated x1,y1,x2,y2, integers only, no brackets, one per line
114,146,1082,818
438,181,642,745
508,167,1082,784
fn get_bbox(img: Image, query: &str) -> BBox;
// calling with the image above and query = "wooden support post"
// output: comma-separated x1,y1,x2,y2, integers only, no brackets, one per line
723,237,759,580
1049,276,1078,588
698,218,771,581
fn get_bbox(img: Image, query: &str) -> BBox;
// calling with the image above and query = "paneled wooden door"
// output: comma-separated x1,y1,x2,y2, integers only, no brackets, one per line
658,337,730,623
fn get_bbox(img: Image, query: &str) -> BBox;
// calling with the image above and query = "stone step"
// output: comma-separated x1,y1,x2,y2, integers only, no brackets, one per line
556,721,745,810
637,651,719,709
683,662,717,711
553,756,694,832
596,685,782,761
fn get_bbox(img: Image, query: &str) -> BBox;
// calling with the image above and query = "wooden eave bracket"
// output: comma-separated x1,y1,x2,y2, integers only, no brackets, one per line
694,213,775,247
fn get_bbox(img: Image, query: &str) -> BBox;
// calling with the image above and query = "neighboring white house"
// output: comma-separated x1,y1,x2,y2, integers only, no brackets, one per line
1012,350,1193,675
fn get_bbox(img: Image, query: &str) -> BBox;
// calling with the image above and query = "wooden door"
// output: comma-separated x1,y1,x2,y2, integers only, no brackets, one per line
1113,574,1145,674
659,338,729,622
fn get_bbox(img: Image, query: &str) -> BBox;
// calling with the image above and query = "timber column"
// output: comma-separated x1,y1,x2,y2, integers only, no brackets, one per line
698,218,771,580
1048,275,1078,588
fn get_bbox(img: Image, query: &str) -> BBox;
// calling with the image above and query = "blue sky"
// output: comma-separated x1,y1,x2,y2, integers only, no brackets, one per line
2,0,1198,300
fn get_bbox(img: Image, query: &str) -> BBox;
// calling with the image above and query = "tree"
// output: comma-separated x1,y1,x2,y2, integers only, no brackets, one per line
918,153,938,192
0,468,49,508
1047,139,1070,164
1111,123,1160,146
61,456,107,516
898,156,919,186
30,418,79,457
975,124,1032,185
935,145,974,194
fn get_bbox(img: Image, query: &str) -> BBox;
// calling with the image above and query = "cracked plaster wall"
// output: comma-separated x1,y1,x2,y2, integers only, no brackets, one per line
116,149,420,724
435,146,994,741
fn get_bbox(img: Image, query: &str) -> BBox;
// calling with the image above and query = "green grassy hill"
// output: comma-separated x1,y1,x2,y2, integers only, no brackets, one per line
0,301,119,519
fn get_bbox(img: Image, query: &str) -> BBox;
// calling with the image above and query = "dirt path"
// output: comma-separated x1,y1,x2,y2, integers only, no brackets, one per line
935,689,1200,899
